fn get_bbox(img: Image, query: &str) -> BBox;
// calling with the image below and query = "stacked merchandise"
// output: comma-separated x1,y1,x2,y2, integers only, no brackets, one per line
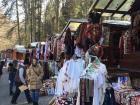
115,89,140,105
49,96,75,105
55,96,74,105
112,76,140,105
40,79,56,96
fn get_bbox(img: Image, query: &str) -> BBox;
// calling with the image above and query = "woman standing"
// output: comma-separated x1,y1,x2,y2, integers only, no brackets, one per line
27,58,44,105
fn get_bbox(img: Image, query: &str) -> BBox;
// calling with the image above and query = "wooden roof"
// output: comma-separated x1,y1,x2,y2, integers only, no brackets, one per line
88,0,135,18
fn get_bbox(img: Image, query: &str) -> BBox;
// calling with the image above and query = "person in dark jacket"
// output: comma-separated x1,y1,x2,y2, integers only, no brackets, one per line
0,62,2,78
11,62,32,104
0,60,5,78
8,62,17,95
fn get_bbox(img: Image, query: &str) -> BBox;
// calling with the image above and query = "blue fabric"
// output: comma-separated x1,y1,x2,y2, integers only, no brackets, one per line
9,79,15,93
31,89,40,103
9,72,16,81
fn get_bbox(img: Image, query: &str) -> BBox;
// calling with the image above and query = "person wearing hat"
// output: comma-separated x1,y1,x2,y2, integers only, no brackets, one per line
11,62,32,104
27,58,44,105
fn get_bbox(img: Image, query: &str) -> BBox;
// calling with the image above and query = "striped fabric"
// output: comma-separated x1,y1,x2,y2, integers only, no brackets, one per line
80,79,94,105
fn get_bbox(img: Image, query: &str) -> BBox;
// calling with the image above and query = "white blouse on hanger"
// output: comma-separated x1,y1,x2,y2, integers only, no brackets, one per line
66,59,85,93
78,62,107,105
55,58,85,96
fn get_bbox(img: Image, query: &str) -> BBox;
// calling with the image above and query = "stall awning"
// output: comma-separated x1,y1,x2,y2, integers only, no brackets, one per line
103,20,131,26
31,42,45,48
88,0,134,19
15,45,26,53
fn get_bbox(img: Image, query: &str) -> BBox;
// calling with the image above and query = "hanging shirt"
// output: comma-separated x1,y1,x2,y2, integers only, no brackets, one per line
66,59,85,93
44,42,49,62
75,46,82,58
55,60,70,96
55,58,85,96
119,31,133,54
79,62,107,105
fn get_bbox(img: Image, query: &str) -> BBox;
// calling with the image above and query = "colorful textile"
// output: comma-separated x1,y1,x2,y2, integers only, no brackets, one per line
114,89,140,105
57,38,65,57
131,95,140,105
80,79,86,105
86,23,102,43
55,96,74,105
114,89,134,104
79,79,94,105
40,79,56,96
119,31,133,54
78,23,102,52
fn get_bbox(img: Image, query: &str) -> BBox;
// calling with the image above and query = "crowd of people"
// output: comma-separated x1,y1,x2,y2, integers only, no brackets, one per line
0,58,44,105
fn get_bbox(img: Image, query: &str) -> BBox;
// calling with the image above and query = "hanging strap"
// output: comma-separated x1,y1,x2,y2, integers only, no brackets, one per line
32,67,39,77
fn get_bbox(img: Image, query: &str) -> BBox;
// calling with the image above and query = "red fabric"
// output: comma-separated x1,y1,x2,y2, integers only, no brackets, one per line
119,36,124,51
32,48,36,59
131,96,140,105
85,23,102,43
96,45,104,58
16,52,24,60
78,23,88,47
78,23,102,52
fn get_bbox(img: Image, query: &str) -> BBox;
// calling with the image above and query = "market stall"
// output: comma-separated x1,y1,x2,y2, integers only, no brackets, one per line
48,0,140,105
12,45,27,60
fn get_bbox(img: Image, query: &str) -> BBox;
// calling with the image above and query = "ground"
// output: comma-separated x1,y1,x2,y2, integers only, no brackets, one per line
0,68,52,105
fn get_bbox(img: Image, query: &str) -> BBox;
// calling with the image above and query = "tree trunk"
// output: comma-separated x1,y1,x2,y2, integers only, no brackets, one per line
55,0,60,32
23,0,28,44
44,4,48,38
16,0,21,45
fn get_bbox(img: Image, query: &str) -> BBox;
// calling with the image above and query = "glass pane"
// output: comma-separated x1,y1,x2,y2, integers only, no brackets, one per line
119,0,134,11
102,13,111,17
108,0,125,10
68,22,81,32
123,15,131,21
113,14,123,18
95,0,110,9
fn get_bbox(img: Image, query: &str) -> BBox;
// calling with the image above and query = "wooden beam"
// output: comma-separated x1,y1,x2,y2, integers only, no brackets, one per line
88,0,99,13
94,8,130,14
111,0,127,17
101,0,113,15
